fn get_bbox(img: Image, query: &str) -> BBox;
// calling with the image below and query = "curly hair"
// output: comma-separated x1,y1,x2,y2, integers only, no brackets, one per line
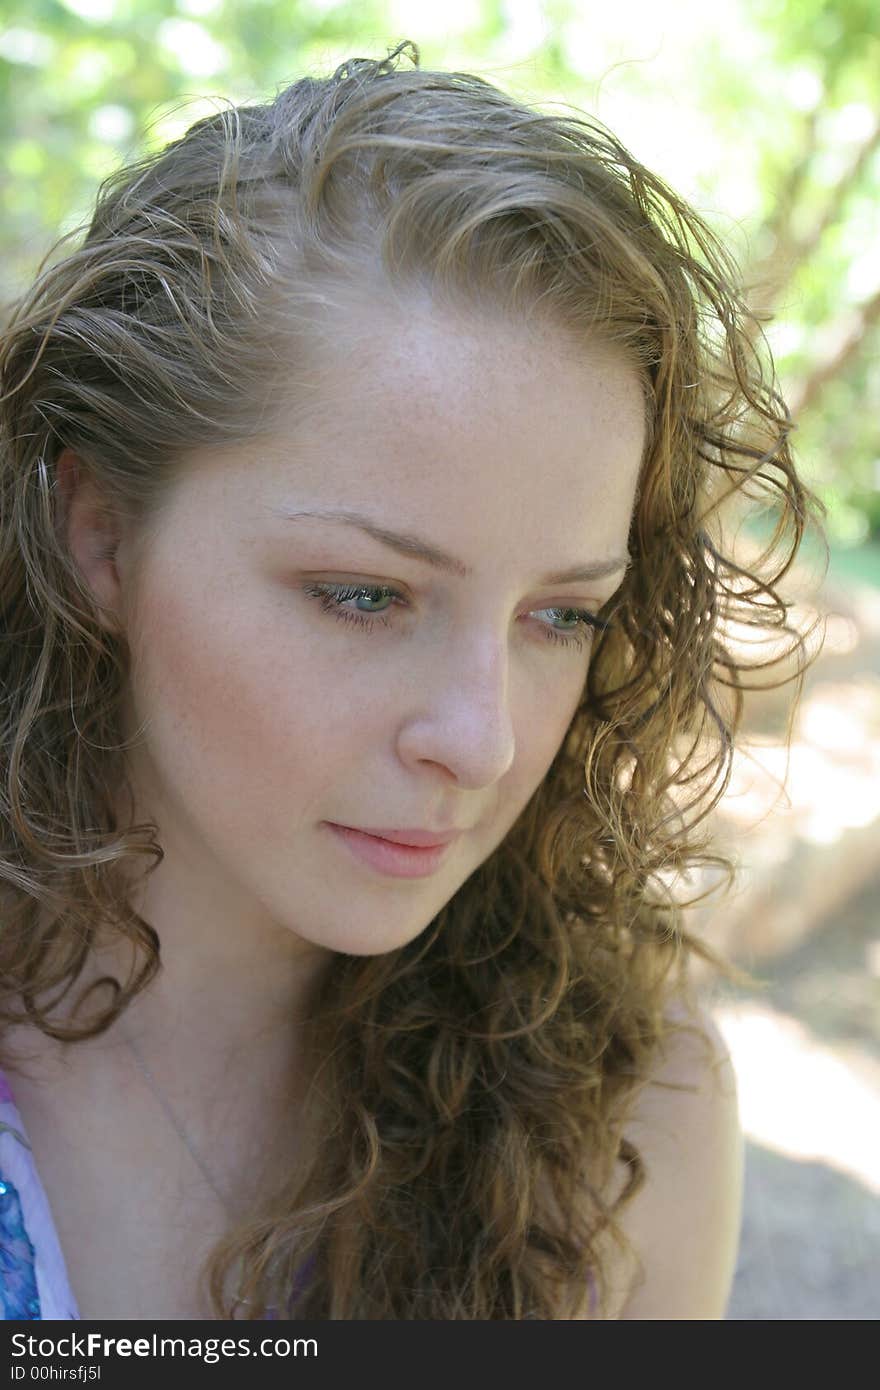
0,39,825,1319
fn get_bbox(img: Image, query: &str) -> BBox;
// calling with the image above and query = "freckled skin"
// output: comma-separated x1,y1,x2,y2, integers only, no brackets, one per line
13,297,649,1318
108,301,646,966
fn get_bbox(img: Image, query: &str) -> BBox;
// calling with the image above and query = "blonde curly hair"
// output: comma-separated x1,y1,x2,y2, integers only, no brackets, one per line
0,40,824,1318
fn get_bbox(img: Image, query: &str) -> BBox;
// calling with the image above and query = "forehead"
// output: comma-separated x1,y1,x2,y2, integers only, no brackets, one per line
303,293,643,418
167,298,647,569
267,301,646,511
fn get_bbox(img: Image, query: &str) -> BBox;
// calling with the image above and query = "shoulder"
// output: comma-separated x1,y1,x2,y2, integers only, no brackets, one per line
597,999,744,1320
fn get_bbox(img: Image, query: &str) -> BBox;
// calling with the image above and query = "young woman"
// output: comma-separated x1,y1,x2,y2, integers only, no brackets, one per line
0,40,822,1320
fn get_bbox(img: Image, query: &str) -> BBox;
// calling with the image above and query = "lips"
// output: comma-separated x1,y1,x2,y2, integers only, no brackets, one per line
325,823,458,879
344,827,462,848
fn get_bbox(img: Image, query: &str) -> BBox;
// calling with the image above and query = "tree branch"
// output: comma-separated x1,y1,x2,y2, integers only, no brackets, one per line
787,283,880,419
745,114,880,325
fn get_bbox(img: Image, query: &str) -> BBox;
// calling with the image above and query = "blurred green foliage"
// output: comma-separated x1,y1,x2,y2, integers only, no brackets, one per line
1,0,877,542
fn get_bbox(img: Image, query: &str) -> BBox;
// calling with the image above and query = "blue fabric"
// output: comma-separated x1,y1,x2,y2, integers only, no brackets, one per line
0,1176,42,1319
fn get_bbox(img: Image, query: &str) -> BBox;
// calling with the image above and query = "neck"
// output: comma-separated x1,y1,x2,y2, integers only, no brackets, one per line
2,898,334,1216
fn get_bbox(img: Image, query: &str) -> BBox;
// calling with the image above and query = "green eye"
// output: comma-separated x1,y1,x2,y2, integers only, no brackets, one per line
301,581,610,652
303,581,397,629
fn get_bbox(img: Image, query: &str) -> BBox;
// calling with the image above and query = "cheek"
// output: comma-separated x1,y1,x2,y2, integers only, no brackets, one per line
529,658,592,809
125,576,345,818
531,686,583,779
505,671,585,803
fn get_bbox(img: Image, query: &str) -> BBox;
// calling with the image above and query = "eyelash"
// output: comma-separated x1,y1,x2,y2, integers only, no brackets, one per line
301,581,612,653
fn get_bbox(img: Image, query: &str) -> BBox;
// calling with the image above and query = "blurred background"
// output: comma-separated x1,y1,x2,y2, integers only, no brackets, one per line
1,0,877,1320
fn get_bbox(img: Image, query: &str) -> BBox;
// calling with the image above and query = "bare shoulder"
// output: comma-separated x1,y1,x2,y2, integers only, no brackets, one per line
594,999,744,1320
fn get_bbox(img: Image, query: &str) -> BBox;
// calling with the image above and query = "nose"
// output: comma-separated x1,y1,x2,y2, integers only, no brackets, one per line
396,634,516,789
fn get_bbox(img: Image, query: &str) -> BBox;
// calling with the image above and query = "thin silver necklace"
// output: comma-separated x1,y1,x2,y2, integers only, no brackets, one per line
122,1032,291,1314
122,1030,234,1216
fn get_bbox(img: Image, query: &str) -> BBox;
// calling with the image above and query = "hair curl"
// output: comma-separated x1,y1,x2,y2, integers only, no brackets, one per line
0,39,825,1318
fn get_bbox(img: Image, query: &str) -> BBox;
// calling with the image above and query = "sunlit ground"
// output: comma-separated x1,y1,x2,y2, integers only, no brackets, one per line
694,556,880,1316
711,998,880,1197
719,586,880,848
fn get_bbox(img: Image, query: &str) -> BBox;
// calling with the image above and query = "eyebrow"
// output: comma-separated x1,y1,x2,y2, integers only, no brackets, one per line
269,506,630,586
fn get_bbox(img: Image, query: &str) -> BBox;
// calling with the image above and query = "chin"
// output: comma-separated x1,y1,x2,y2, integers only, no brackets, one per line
304,916,437,960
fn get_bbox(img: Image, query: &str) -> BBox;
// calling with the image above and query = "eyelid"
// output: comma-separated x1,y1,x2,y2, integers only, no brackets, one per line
299,570,610,611
302,579,611,660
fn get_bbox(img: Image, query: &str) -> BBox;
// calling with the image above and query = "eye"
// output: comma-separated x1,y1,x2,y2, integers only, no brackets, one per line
537,606,612,651
301,581,612,653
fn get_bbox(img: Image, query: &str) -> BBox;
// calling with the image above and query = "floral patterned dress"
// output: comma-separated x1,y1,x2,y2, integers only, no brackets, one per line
0,1069,80,1319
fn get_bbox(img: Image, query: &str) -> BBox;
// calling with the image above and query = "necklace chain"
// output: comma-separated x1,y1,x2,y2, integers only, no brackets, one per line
122,1030,233,1216
121,1032,284,1312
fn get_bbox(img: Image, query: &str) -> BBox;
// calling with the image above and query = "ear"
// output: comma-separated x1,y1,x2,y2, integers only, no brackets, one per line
55,448,129,635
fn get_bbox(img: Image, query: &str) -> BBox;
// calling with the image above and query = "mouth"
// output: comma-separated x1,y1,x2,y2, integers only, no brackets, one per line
340,826,463,848
324,823,459,878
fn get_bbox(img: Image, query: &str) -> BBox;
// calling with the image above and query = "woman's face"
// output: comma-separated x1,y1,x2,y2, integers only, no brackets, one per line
109,300,646,959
